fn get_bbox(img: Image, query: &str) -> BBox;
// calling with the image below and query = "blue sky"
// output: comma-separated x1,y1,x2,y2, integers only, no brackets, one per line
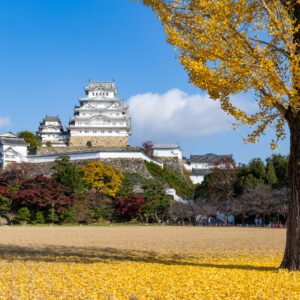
0,0,290,163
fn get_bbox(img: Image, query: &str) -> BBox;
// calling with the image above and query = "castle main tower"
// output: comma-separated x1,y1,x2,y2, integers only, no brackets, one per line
67,81,131,148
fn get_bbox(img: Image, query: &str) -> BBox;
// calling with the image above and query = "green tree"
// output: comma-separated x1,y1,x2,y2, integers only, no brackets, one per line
61,208,76,223
17,131,41,154
52,156,85,193
47,207,59,224
267,154,289,188
92,195,114,222
0,196,11,213
142,181,171,223
266,161,278,186
248,159,266,182
17,207,31,224
35,211,45,224
235,159,267,194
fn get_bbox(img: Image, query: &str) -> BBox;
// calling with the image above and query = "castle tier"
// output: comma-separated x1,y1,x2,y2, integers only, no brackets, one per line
37,116,68,147
67,81,132,148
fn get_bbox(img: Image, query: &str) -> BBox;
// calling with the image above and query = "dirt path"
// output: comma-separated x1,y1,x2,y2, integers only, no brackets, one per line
0,226,285,257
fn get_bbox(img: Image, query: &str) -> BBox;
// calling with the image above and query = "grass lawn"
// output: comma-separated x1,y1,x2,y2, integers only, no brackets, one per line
0,226,298,299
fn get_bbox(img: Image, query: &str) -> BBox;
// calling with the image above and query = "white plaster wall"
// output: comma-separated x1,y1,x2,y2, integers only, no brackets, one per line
190,175,204,185
88,91,114,98
28,151,163,167
2,145,27,158
153,149,183,159
183,163,192,171
190,162,212,169
0,144,27,166
70,130,128,137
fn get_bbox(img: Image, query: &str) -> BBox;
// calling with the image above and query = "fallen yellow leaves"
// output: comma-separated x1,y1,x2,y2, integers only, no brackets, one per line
0,227,298,299
0,253,299,299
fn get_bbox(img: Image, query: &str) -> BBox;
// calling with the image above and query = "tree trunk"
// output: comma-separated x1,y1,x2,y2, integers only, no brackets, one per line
281,120,300,270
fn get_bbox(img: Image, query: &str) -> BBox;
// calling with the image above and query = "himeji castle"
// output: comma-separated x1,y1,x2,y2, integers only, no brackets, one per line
67,81,132,148
36,81,132,148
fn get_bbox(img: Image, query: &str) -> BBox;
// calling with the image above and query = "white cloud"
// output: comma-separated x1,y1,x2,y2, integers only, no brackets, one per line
0,117,11,129
128,89,240,144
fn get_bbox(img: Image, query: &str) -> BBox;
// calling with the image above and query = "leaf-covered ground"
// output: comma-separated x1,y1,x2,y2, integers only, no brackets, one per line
0,226,298,299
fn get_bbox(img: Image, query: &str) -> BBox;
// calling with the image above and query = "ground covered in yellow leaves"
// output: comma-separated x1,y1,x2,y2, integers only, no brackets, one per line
0,226,298,299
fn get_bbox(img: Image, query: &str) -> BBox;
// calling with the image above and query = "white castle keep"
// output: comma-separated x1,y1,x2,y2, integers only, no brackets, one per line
37,116,68,147
37,81,132,148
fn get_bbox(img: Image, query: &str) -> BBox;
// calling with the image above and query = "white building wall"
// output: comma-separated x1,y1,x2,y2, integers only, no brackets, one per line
190,175,205,185
190,162,212,169
183,163,192,172
0,144,28,167
153,149,183,159
28,151,163,167
2,144,27,158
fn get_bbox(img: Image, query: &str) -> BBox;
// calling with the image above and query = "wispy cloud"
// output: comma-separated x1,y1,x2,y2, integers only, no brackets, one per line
0,117,11,129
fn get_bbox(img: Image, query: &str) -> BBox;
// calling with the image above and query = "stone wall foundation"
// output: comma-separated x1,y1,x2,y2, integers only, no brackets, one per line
69,136,128,148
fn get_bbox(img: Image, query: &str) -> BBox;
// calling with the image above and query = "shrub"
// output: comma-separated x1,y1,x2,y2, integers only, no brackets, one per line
47,207,59,224
12,174,75,211
0,196,11,213
92,195,114,222
61,208,76,223
52,156,86,193
35,211,45,224
144,161,194,199
115,194,145,221
17,207,31,224
118,173,148,196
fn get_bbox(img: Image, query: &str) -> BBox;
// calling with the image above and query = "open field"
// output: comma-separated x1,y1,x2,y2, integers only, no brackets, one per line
0,226,298,299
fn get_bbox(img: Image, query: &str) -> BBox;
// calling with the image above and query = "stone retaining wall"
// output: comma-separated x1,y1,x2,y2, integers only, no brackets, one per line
30,158,153,178
69,136,128,148
37,145,136,155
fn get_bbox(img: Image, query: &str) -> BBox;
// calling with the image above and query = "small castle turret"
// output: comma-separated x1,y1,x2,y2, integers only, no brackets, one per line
37,116,68,147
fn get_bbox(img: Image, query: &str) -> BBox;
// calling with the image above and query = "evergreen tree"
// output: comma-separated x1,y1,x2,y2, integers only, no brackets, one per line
266,161,278,186
17,131,41,154
17,207,31,224
35,211,45,224
52,156,85,193
267,155,289,188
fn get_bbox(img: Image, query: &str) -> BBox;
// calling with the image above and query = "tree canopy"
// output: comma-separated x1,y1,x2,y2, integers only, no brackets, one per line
17,131,41,154
141,0,300,270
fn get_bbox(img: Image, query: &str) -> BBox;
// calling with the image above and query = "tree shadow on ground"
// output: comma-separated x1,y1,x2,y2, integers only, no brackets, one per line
0,244,276,272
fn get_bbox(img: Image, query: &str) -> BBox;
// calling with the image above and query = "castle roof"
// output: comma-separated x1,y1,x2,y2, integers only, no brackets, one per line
0,132,17,138
43,115,61,122
0,137,28,146
85,81,117,93
153,144,182,150
191,169,212,176
190,154,233,164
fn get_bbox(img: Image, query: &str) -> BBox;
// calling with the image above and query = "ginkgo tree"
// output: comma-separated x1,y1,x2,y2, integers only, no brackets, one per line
141,0,300,270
